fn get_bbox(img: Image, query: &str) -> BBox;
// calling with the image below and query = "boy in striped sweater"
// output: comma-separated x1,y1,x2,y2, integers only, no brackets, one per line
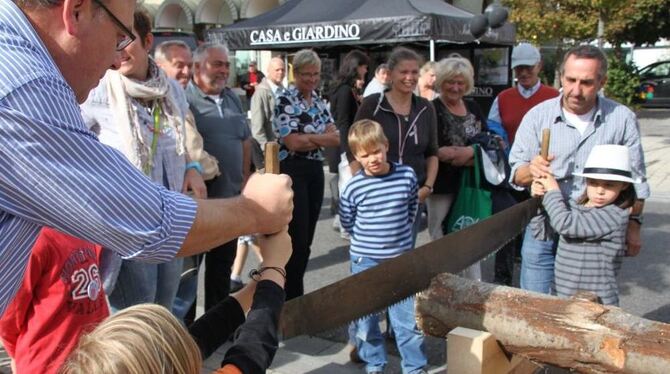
339,120,427,374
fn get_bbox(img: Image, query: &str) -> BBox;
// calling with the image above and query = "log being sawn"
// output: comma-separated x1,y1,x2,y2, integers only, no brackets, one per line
416,273,670,374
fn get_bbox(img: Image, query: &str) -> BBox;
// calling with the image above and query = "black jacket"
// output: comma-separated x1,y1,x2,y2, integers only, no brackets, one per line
189,280,285,374
351,92,438,185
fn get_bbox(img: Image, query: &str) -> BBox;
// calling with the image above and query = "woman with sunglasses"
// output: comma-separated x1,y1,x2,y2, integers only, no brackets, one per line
273,49,339,300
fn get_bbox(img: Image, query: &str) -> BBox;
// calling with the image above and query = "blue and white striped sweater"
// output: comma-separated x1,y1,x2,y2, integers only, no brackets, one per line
339,163,418,259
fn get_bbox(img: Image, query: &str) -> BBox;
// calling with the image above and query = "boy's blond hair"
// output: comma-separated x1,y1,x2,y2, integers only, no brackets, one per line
60,304,201,374
348,119,389,154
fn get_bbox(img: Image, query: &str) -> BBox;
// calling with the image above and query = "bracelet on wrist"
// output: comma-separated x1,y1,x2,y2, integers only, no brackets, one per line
422,185,433,193
249,266,287,281
185,161,203,174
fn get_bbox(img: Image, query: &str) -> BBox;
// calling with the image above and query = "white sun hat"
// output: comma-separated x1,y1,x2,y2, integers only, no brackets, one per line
573,144,638,183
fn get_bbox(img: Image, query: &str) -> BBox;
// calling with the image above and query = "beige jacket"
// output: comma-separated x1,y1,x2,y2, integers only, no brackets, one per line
185,110,220,180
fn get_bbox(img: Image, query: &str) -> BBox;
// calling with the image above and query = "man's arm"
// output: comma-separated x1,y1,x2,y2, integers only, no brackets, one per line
242,138,252,185
621,108,649,256
184,110,220,181
509,109,551,188
2,101,292,262
513,155,555,187
625,199,645,257
486,97,510,148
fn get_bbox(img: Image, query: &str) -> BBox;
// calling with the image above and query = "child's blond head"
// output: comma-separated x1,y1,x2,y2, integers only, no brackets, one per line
348,119,388,155
60,304,201,374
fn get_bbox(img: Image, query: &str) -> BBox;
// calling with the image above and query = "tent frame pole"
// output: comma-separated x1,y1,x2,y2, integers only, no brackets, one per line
430,40,435,61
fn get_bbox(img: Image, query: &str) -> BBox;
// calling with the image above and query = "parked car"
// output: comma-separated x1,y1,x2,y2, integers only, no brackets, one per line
637,60,670,108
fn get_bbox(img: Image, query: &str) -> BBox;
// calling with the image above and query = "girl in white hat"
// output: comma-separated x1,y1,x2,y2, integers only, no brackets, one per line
531,145,637,305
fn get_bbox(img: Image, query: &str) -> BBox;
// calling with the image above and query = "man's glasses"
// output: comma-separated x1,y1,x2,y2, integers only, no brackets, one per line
298,72,320,79
93,0,136,51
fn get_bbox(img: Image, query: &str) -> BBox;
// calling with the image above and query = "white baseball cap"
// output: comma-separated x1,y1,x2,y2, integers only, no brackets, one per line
573,144,638,183
511,43,541,68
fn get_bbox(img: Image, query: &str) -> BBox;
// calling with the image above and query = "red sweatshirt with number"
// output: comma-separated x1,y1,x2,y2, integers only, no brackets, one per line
0,227,109,374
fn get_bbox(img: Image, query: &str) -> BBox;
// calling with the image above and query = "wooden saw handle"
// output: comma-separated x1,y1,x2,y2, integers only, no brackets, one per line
540,129,550,160
264,142,280,174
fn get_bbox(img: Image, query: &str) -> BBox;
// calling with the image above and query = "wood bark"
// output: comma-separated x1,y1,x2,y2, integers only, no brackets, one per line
416,273,670,374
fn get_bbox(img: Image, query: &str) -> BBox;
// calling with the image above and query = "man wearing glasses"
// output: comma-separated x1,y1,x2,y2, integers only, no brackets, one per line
185,43,253,311
0,0,293,316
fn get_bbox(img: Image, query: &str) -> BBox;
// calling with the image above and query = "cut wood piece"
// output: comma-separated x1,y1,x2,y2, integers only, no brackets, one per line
416,273,670,374
447,327,536,374
264,141,280,174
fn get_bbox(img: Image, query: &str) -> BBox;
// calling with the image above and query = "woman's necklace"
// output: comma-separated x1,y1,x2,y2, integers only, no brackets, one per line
387,92,411,120
443,98,466,116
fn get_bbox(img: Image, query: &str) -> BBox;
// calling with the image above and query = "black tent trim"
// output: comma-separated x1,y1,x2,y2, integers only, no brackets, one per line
206,0,515,50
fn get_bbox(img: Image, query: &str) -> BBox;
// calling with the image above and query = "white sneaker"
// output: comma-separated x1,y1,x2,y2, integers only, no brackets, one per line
340,229,350,241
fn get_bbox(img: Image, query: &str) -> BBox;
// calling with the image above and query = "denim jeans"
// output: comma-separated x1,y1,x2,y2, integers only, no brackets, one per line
519,229,558,294
172,255,201,321
410,203,425,249
351,255,427,374
100,248,122,295
107,257,183,313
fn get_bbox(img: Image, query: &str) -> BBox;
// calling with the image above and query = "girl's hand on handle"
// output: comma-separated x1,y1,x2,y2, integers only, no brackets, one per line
531,180,546,197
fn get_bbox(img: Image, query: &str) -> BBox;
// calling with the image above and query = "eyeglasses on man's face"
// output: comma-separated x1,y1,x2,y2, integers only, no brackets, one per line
93,0,136,51
298,72,321,79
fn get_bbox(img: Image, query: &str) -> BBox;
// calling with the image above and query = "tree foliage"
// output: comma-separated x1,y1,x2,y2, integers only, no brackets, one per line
503,0,670,46
604,56,640,107
606,0,670,46
502,0,597,44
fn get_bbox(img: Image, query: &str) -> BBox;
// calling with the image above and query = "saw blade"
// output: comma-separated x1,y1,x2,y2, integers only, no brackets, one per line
279,198,540,339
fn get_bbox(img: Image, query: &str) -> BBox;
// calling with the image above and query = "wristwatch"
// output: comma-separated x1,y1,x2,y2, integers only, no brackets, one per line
629,214,643,225
422,185,434,193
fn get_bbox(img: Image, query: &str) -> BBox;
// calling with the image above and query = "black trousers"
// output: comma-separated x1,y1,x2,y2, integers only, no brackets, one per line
282,158,324,300
204,239,237,310
202,176,240,311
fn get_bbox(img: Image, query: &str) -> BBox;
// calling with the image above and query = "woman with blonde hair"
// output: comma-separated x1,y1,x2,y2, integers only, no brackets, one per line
61,304,201,374
416,61,438,100
429,56,488,279
62,228,292,374
352,46,438,244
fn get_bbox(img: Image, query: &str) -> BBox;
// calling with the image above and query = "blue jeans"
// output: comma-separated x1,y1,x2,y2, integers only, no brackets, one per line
107,257,183,313
172,255,200,321
410,203,425,249
519,229,558,294
351,255,427,374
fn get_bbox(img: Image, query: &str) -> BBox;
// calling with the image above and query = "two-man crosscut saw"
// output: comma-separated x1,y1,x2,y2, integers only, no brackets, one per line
278,197,540,338
277,129,551,339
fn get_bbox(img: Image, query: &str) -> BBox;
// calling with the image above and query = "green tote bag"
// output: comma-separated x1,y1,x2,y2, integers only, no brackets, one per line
443,144,493,234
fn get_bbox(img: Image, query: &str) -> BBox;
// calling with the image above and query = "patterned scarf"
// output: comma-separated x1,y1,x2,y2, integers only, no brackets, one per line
106,58,186,174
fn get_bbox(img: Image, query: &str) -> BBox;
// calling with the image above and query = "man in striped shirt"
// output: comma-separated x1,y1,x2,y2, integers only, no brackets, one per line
339,120,427,374
0,0,293,316
509,45,649,295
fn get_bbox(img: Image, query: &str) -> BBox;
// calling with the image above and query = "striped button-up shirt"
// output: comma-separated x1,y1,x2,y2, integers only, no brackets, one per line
509,95,649,201
0,0,197,315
